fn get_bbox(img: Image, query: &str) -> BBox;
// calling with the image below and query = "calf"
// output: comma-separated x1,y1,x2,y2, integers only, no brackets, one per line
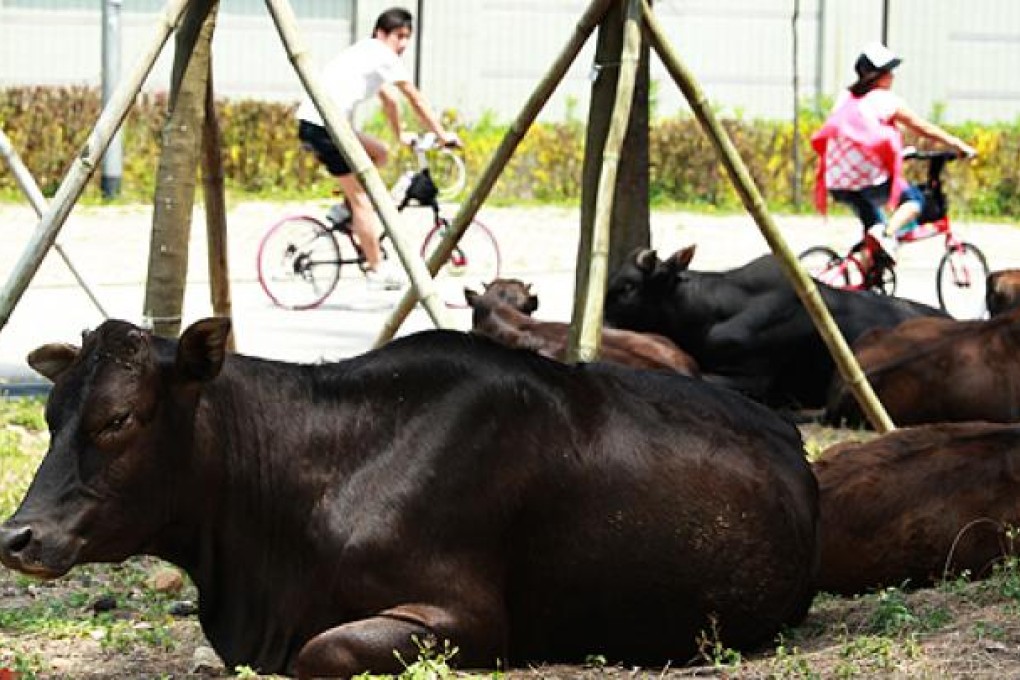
465,279,699,376
986,269,1020,317
603,246,947,409
815,422,1020,595
824,307,1020,427
0,318,816,678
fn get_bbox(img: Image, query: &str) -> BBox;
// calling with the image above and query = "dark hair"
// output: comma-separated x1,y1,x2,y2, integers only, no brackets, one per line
374,7,413,36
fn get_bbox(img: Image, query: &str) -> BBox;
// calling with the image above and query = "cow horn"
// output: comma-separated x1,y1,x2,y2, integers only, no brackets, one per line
635,248,658,274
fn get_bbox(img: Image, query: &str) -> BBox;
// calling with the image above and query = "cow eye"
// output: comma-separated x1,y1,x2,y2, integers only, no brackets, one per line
100,412,132,435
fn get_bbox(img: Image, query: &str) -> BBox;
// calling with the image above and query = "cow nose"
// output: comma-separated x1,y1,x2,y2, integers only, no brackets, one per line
0,524,32,556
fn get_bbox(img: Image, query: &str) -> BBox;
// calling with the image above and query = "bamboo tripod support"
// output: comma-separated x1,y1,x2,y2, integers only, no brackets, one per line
0,129,108,318
373,0,616,347
640,0,894,432
0,0,192,332
264,0,452,330
567,0,641,363
0,0,895,432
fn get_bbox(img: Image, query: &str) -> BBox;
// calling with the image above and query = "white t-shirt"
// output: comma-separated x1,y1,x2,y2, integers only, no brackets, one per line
296,37,411,126
824,88,903,190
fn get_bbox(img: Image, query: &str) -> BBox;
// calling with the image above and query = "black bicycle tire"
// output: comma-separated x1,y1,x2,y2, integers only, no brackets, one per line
936,241,989,318
257,215,342,310
420,217,501,308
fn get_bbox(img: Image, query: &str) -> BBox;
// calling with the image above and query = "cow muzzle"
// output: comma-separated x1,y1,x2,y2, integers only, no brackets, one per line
0,522,74,578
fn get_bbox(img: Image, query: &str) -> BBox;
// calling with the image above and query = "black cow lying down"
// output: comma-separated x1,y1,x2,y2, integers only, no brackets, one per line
0,318,819,678
604,246,946,409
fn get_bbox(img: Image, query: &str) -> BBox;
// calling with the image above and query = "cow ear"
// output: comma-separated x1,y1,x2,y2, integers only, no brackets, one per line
634,248,659,274
464,287,480,307
27,343,80,382
664,245,696,273
526,294,539,314
176,317,232,383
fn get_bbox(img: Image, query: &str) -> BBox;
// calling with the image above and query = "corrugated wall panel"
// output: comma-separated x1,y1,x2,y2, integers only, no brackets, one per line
0,1,1016,123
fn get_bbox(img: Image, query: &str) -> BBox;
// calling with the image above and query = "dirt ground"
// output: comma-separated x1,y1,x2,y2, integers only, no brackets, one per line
4,423,1020,679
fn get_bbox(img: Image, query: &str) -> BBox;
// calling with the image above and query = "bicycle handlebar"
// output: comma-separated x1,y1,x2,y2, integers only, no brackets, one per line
408,131,462,151
902,147,966,162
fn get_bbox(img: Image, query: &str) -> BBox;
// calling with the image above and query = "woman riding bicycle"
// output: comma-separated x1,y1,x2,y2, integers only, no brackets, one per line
811,42,976,274
295,7,461,290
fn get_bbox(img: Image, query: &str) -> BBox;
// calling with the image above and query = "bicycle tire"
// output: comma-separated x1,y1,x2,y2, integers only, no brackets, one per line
257,215,342,310
426,148,467,200
936,241,989,319
420,217,501,308
798,246,866,290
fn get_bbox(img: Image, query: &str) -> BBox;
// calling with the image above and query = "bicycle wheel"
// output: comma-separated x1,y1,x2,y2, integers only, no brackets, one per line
426,148,467,200
257,215,341,310
420,217,501,308
937,242,989,319
798,246,866,289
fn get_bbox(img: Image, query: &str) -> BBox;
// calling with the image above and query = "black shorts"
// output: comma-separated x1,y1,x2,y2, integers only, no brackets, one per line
298,120,352,177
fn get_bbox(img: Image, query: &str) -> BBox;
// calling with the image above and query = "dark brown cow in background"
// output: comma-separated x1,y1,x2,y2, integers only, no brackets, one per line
465,279,700,377
824,307,1020,427
815,422,1020,595
1,318,815,678
986,269,1020,317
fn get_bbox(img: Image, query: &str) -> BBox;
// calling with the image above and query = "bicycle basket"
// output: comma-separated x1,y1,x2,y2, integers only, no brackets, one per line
401,169,439,208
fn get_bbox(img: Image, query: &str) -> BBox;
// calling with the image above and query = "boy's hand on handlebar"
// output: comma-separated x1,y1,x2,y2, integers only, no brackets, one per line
399,131,419,147
440,132,462,149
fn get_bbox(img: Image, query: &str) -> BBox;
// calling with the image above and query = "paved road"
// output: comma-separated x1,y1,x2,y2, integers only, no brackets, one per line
1,200,1017,393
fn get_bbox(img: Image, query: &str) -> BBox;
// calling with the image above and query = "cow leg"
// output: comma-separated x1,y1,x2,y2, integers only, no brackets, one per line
294,603,506,679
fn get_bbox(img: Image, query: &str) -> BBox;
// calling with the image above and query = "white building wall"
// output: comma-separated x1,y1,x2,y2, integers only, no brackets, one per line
0,1,1016,124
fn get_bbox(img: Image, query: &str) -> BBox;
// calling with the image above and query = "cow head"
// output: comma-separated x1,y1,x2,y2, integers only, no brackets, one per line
604,246,696,332
483,278,539,315
0,317,231,579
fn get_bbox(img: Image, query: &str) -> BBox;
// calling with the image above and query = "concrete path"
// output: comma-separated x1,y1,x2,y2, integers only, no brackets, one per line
1,200,1017,394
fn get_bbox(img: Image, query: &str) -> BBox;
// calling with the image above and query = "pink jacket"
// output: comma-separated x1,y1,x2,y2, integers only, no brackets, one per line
811,92,905,215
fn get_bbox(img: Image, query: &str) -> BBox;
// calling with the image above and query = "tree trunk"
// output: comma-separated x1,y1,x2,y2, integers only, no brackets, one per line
143,0,218,338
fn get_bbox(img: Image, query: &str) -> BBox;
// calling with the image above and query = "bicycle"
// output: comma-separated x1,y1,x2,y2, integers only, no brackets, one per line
798,148,988,319
256,133,500,310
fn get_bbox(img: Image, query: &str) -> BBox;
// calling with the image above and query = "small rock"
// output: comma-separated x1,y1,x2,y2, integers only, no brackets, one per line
190,645,226,675
169,599,199,617
91,594,118,613
146,566,185,594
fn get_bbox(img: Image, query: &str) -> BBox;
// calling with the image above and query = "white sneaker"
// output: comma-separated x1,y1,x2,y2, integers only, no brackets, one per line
365,261,405,291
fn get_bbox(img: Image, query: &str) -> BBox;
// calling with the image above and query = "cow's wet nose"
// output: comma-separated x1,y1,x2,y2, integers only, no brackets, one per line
0,524,32,556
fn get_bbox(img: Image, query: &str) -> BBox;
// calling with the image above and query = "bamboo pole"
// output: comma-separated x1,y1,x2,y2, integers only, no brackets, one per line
567,0,642,363
201,63,235,350
373,0,616,347
265,0,451,330
0,129,109,318
0,0,193,334
641,0,894,433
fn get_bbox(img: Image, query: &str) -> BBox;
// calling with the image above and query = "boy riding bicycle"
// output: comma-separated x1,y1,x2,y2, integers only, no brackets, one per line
296,7,461,290
811,43,976,276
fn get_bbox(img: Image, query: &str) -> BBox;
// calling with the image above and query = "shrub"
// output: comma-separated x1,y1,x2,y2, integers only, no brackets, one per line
1,86,1017,217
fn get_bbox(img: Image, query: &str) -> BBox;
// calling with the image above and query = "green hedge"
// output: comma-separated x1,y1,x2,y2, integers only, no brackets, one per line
1,86,1017,217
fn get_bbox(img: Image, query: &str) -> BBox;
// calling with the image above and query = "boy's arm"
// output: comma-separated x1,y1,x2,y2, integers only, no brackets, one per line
378,85,404,142
394,80,460,146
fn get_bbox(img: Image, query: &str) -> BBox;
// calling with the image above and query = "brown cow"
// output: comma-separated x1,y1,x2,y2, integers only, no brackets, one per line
815,422,1020,595
464,279,700,377
824,308,1020,427
986,269,1020,317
